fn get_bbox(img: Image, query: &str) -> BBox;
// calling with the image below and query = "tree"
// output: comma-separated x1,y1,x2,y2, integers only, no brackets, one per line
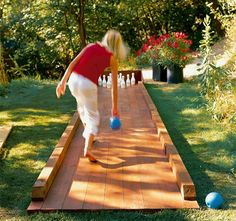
0,0,9,84
0,0,221,79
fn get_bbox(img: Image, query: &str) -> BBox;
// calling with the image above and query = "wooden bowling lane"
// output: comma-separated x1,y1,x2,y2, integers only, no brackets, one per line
27,84,199,212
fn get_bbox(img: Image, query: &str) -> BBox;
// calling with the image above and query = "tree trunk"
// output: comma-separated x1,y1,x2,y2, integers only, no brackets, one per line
0,42,9,85
0,2,9,84
79,0,86,47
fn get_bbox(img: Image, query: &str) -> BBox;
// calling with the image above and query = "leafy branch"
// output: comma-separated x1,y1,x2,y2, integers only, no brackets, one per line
198,15,234,122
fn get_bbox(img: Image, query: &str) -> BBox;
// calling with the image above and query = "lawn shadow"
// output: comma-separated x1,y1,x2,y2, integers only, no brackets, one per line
0,122,72,214
0,79,78,214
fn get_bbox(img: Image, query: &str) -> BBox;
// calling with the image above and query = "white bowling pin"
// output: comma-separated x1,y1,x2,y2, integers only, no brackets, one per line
102,75,107,88
131,72,135,86
98,76,102,87
119,73,122,87
121,76,125,89
126,74,131,87
107,76,111,88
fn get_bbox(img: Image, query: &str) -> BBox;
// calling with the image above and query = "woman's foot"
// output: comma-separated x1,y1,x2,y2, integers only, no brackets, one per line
93,139,98,145
85,151,97,163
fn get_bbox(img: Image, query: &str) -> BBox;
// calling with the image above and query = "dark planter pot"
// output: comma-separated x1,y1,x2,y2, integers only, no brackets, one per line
167,64,183,83
152,64,167,82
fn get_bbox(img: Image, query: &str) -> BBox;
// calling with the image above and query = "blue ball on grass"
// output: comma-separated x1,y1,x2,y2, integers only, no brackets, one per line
109,117,121,130
205,192,224,209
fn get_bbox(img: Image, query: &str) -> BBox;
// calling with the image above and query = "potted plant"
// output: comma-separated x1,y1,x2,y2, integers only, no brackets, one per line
136,35,167,81
157,32,193,83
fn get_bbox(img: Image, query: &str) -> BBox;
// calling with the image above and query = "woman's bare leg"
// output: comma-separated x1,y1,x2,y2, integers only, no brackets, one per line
84,134,97,162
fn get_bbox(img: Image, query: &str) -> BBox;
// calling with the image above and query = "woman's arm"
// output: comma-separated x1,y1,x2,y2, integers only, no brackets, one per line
56,44,91,98
110,55,119,116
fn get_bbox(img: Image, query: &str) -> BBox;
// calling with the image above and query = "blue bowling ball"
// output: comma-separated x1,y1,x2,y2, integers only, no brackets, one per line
110,116,121,129
205,192,224,209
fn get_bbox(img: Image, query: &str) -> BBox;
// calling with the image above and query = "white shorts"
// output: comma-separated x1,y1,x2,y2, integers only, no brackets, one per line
68,72,100,139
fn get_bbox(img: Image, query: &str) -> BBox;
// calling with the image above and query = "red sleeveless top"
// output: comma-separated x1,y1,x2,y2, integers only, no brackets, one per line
73,43,113,85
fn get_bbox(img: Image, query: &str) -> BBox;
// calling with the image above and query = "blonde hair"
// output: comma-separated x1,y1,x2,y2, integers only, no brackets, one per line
101,30,128,61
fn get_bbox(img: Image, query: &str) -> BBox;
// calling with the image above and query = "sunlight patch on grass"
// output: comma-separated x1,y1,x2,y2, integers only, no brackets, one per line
31,160,49,171
0,112,10,125
197,129,225,143
5,108,70,127
181,108,202,116
214,150,235,167
183,136,206,147
6,139,54,162
155,82,181,92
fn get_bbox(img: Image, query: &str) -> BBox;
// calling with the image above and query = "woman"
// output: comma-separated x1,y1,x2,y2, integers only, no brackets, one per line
56,30,127,162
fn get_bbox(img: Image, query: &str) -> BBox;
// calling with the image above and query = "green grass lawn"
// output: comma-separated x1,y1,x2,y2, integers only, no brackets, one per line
0,78,235,221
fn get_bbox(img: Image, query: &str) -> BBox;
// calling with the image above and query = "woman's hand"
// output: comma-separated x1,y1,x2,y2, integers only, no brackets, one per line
110,56,119,117
111,108,119,117
56,82,66,98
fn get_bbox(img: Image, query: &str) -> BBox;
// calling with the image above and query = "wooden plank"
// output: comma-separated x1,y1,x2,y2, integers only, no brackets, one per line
137,136,181,209
27,201,43,214
32,147,65,199
140,82,197,201
155,120,168,138
122,146,144,209
165,143,196,200
0,125,12,149
28,83,199,212
69,112,80,127
41,125,84,210
82,143,108,210
160,132,173,150
103,146,124,209
63,126,108,210
140,161,182,209
62,158,91,210
32,112,80,200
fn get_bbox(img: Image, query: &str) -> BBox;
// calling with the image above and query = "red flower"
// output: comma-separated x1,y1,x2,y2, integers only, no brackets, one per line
188,40,193,46
173,41,179,48
161,34,170,40
142,44,149,52
136,32,193,67
147,35,156,46
155,38,161,45
175,32,188,39
168,42,172,48
181,56,187,61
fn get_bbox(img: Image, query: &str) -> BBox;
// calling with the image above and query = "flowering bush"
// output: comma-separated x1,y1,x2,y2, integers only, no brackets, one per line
158,32,193,67
136,32,193,68
136,35,161,67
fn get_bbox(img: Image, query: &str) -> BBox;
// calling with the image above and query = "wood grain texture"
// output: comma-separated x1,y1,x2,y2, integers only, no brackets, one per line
32,113,80,200
0,125,12,149
28,83,198,212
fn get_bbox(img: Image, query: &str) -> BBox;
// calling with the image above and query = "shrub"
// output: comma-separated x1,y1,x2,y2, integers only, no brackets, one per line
136,33,193,68
198,15,235,122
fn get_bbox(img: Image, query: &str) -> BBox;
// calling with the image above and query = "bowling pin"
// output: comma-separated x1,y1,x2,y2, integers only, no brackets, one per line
98,76,102,87
121,76,125,89
107,75,111,88
131,72,135,86
102,75,107,88
126,74,131,87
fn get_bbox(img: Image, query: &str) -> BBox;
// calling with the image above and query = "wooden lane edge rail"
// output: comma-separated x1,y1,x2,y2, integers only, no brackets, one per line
31,112,80,200
0,125,13,149
139,82,196,200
